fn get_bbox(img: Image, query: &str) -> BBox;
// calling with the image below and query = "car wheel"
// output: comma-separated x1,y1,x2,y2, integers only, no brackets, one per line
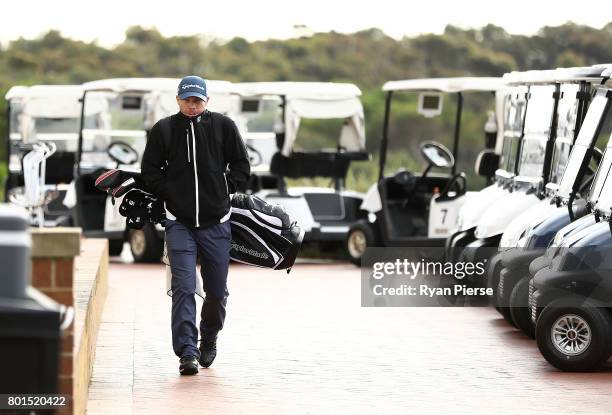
108,238,124,256
536,297,612,372
129,223,163,263
509,276,535,338
346,220,376,267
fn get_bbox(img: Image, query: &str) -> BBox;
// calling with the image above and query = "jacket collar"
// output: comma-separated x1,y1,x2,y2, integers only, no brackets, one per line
176,110,209,125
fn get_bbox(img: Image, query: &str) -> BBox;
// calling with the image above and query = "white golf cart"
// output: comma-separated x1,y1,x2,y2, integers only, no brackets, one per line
234,82,369,245
347,77,505,265
4,85,89,226
74,78,236,261
464,67,599,262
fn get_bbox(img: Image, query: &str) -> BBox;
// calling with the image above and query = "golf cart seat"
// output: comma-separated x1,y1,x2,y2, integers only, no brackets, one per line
270,150,369,179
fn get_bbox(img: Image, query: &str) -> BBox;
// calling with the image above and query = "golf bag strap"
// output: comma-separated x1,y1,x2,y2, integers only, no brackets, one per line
159,116,172,159
210,112,223,149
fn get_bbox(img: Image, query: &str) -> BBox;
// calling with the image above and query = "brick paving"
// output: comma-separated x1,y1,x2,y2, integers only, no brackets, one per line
87,255,612,415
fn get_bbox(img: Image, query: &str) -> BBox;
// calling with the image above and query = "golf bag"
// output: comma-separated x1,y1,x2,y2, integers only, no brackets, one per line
229,193,304,271
94,169,303,271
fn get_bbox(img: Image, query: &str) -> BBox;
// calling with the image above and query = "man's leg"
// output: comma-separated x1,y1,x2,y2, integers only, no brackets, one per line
194,221,231,363
165,219,200,359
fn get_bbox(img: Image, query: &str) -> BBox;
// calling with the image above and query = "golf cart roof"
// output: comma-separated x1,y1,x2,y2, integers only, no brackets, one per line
235,82,362,100
5,85,83,100
5,85,86,121
5,86,29,100
598,65,612,78
82,78,235,94
504,66,607,85
382,77,504,93
233,82,365,157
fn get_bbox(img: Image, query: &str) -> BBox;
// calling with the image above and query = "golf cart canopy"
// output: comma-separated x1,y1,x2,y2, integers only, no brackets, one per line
505,66,608,85
235,82,365,157
382,77,505,93
78,78,237,169
81,77,234,94
379,76,506,179
5,85,86,144
81,77,237,121
504,66,605,188
10,85,84,118
5,86,30,101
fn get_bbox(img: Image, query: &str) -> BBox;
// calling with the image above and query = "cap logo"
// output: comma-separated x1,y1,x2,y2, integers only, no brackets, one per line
181,84,205,91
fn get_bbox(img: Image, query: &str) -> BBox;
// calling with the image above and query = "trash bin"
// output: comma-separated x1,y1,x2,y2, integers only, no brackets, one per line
0,204,61,394
0,204,30,299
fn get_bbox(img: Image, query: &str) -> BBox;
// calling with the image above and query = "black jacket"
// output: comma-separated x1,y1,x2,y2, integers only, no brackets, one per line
141,111,250,229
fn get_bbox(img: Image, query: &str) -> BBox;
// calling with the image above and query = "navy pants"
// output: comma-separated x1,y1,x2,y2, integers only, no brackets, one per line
165,219,231,358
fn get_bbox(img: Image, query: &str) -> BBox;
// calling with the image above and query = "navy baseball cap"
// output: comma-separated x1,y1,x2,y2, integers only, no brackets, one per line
177,75,208,100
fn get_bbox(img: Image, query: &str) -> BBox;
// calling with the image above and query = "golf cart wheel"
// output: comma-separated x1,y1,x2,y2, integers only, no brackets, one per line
495,284,517,327
129,224,163,263
509,276,535,338
487,259,503,297
536,297,612,372
498,306,516,327
108,238,124,256
346,220,376,267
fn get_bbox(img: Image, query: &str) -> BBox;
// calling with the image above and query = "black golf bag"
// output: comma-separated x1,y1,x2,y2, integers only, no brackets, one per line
229,193,304,271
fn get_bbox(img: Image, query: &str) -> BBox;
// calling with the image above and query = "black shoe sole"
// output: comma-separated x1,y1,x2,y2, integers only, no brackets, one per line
180,366,199,375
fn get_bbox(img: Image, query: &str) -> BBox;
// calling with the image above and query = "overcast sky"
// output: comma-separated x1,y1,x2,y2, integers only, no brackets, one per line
0,0,610,46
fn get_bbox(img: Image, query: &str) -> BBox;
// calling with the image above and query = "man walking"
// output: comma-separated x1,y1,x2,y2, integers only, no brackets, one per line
141,76,250,375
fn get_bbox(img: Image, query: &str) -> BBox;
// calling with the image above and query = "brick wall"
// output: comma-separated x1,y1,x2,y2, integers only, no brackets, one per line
30,228,81,415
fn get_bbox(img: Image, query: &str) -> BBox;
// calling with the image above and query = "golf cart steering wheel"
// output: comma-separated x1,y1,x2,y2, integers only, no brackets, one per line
393,170,417,192
438,172,467,201
107,141,139,166
419,141,454,176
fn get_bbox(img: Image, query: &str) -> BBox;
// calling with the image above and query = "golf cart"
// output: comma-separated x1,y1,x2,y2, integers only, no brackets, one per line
494,67,611,335
347,77,505,265
234,82,369,245
529,127,612,371
74,78,236,261
229,94,281,189
457,69,596,273
4,85,85,225
445,80,529,260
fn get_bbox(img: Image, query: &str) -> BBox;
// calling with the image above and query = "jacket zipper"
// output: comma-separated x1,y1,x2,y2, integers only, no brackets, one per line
185,129,190,162
190,120,200,227
223,173,229,195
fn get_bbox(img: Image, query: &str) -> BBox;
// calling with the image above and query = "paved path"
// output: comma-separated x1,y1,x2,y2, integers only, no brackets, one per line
87,256,612,415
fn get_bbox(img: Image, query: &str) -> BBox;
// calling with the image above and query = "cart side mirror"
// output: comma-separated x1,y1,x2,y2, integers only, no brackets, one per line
475,149,500,178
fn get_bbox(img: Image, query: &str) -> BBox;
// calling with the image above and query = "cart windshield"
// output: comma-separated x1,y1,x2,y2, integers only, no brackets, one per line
499,86,528,173
232,96,281,133
548,84,582,184
593,134,612,212
9,95,84,152
517,84,557,177
558,90,611,199
79,91,149,171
